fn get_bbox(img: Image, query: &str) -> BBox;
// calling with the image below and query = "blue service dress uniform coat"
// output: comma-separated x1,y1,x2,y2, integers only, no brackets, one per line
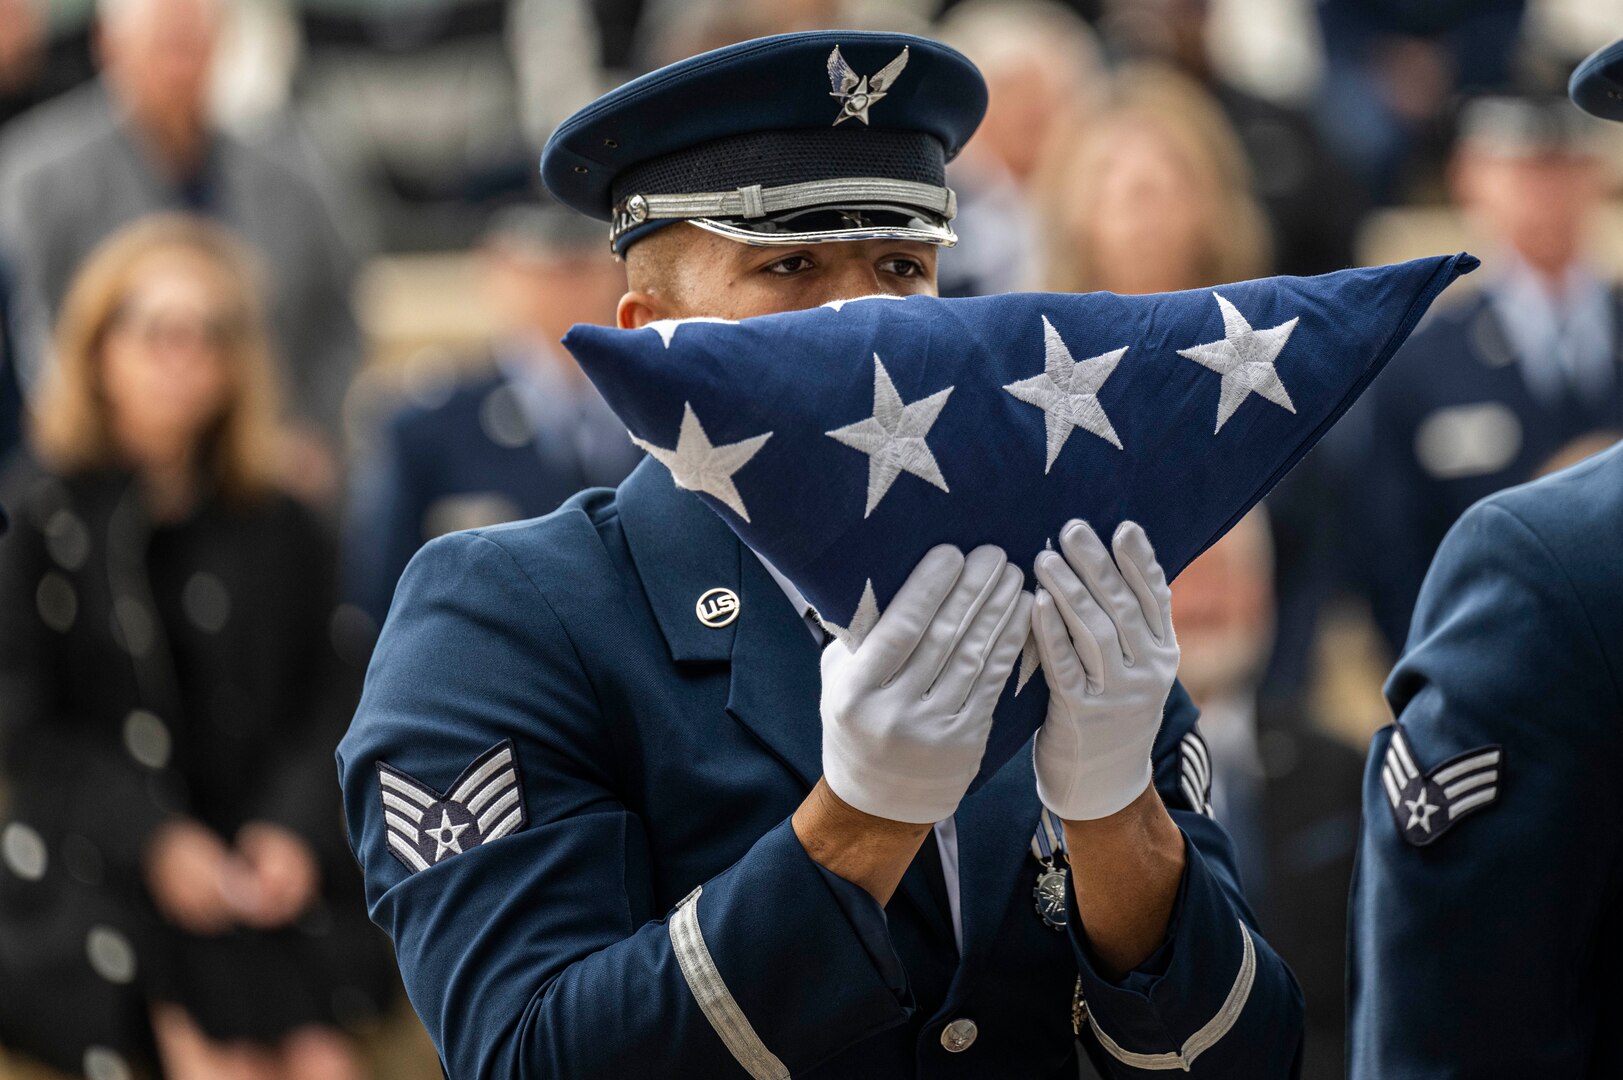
1348,441,1623,1077
337,459,1305,1079
1338,287,1623,651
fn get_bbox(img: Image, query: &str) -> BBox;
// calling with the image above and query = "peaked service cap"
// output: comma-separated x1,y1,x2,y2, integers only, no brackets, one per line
540,31,988,254
1571,37,1623,122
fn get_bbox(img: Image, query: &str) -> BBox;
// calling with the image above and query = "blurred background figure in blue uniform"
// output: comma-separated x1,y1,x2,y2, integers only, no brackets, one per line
344,199,640,630
1312,0,1527,204
1340,94,1623,653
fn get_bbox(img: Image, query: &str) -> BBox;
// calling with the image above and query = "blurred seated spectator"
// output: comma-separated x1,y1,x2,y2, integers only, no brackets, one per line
0,215,393,1080
1341,95,1623,653
1172,508,1363,1080
1039,65,1269,293
345,201,640,629
0,0,362,490
1313,0,1526,202
1099,0,1368,277
292,0,548,251
935,0,1107,297
0,0,96,134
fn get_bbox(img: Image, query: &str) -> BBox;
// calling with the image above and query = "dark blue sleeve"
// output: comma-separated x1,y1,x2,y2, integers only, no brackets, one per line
1349,501,1623,1078
1069,685,1305,1078
338,531,912,1079
813,864,910,1001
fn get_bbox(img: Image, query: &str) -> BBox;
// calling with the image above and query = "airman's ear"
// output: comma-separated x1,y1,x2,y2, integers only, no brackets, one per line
617,291,663,330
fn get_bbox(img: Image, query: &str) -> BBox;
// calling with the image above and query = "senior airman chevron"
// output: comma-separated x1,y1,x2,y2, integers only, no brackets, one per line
563,255,1478,786
1380,725,1503,847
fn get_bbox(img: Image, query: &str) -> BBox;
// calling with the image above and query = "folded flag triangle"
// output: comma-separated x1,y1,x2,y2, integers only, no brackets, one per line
565,254,1477,787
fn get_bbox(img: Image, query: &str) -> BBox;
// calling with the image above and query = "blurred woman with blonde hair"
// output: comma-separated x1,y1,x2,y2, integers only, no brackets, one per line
1039,65,1272,296
0,214,391,1080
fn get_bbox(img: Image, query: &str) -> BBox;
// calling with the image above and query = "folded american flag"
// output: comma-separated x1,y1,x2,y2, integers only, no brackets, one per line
564,254,1477,783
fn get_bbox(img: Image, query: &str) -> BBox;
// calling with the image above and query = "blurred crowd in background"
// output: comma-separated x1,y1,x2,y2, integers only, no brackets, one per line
0,1,1620,1078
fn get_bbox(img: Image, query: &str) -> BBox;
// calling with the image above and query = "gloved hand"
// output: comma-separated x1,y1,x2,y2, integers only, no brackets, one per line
821,544,1033,824
1031,520,1179,822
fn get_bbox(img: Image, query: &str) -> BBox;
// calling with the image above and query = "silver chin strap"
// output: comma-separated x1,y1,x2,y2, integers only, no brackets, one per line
611,177,957,249
686,217,957,248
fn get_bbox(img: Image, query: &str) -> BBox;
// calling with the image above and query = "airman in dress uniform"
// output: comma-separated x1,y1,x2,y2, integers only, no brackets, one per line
1346,41,1623,1078
1337,93,1623,651
338,31,1304,1079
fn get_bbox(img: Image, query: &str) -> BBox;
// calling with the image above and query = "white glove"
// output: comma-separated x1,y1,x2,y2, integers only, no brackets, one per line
821,545,1033,824
1031,520,1178,822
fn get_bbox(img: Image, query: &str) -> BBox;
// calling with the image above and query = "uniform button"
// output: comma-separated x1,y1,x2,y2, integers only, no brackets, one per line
940,1018,978,1053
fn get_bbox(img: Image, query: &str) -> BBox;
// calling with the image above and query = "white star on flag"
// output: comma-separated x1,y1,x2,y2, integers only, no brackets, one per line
1004,315,1127,470
1016,632,1041,693
632,402,772,522
818,579,880,649
644,317,739,348
1176,293,1299,433
822,294,907,312
826,354,953,517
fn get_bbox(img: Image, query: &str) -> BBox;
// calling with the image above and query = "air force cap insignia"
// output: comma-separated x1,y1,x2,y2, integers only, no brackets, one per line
1380,726,1502,847
827,45,909,126
378,741,527,873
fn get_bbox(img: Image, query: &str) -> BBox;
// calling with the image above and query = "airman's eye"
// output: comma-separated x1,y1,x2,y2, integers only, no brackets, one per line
880,257,925,278
763,255,815,275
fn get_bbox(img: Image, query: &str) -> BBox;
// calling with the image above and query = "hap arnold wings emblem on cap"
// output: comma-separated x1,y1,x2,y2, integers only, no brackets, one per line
378,740,527,873
827,45,910,127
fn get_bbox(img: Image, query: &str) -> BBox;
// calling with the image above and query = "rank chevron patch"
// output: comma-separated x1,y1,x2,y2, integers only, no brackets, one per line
378,741,527,873
1380,726,1502,847
1179,730,1215,818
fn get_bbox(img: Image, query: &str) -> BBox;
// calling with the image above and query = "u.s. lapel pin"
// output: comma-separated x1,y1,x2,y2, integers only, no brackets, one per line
695,587,740,628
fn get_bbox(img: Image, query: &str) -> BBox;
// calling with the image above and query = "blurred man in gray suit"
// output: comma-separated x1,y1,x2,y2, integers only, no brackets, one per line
0,0,361,486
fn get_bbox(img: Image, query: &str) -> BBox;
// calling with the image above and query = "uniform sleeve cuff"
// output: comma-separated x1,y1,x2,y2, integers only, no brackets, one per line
670,819,912,1077
1067,829,1259,1070
812,862,910,1000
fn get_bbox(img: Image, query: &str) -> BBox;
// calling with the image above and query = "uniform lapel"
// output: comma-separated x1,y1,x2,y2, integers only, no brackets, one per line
620,460,1011,946
725,550,823,790
618,459,741,663
619,459,823,786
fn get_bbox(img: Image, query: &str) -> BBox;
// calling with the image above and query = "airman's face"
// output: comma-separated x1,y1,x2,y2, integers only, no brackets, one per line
618,225,939,327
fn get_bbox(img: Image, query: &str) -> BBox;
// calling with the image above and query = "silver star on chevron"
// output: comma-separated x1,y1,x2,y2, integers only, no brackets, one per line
1404,789,1440,834
632,403,772,522
1004,315,1126,470
427,810,470,862
1176,293,1299,433
827,354,953,517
